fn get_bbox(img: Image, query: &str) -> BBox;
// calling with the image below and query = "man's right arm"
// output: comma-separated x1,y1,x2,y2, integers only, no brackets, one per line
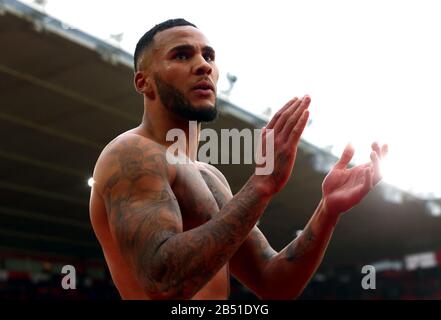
102,136,271,299
102,96,310,300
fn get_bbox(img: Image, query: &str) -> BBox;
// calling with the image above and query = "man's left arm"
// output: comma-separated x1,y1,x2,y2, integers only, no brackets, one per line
230,142,388,299
229,199,336,299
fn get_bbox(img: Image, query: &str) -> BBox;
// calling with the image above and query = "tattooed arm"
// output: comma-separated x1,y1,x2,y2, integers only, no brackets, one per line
230,199,337,300
101,134,271,300
230,143,387,299
101,96,313,299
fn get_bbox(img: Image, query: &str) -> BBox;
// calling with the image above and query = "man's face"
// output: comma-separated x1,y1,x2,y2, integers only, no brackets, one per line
148,26,219,122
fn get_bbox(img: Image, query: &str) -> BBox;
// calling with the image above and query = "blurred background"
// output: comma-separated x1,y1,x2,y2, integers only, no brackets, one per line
1,0,441,299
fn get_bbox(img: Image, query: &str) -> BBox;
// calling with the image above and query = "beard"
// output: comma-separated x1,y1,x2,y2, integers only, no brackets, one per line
154,74,218,122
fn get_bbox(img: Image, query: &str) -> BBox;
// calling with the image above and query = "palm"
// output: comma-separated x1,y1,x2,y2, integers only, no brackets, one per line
322,164,371,215
322,143,387,216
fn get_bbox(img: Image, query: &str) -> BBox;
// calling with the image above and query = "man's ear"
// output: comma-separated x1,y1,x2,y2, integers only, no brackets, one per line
134,71,155,99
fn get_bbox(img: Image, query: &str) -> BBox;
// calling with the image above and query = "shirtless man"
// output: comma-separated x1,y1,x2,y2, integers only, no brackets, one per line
89,18,387,300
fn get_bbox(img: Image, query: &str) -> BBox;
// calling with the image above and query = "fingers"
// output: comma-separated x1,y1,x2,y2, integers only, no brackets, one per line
282,95,311,139
371,142,380,157
370,150,382,184
266,97,299,130
381,144,389,158
272,98,303,134
267,95,311,137
372,142,388,159
370,142,388,185
334,144,355,169
289,110,309,143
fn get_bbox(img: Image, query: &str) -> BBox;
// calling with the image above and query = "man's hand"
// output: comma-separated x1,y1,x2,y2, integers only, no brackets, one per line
254,96,311,195
322,142,388,217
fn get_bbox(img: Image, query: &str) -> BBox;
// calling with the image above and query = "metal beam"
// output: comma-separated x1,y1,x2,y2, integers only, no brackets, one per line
0,149,85,178
0,180,88,206
0,227,96,248
0,206,90,229
0,63,138,122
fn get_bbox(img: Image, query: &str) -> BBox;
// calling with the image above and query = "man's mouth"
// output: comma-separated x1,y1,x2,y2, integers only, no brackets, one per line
192,80,215,95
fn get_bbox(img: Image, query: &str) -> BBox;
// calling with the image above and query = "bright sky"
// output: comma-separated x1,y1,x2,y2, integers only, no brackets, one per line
21,0,441,200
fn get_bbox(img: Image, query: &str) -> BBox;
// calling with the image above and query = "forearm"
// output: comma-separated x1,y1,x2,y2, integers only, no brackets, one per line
259,199,340,299
150,175,272,299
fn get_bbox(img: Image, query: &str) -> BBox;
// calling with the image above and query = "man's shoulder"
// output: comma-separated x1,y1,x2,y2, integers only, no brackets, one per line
108,131,164,152
98,132,167,164
92,132,172,194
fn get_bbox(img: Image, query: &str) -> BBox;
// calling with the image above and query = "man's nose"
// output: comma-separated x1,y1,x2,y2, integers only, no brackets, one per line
193,55,212,76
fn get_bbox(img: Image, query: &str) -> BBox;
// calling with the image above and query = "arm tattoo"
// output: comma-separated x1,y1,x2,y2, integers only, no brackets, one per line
285,225,317,262
102,139,181,285
250,228,276,261
102,138,269,299
155,181,268,298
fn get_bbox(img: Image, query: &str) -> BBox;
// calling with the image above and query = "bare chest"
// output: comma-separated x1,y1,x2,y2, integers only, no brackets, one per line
172,163,232,231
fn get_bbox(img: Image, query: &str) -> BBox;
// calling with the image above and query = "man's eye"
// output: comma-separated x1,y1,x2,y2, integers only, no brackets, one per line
175,53,188,60
204,53,215,62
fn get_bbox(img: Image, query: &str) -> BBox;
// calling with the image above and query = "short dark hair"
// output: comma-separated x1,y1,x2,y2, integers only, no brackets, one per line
133,18,197,71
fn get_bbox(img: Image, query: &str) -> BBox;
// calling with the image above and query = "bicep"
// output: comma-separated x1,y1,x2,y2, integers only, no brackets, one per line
108,179,182,272
102,138,183,284
229,226,276,295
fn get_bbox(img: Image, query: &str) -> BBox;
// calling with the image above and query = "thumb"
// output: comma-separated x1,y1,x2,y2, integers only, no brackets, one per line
334,143,354,169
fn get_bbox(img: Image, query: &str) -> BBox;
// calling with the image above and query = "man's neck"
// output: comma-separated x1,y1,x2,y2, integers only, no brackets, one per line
139,105,201,162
